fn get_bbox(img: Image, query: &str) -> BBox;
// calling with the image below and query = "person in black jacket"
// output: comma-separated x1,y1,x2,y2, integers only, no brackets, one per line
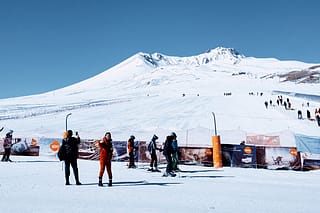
163,135,176,177
61,130,81,185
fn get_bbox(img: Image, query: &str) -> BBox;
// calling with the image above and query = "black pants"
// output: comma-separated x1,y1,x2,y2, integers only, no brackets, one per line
1,148,11,161
64,158,80,183
150,151,158,168
165,154,173,173
129,152,135,167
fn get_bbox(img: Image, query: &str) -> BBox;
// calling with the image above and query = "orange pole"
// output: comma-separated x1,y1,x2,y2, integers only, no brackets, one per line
212,135,222,168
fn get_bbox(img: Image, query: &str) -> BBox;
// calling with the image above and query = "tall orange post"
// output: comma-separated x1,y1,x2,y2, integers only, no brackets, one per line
212,135,222,168
212,112,222,168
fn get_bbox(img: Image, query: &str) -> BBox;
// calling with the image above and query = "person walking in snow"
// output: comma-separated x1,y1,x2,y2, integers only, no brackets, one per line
163,134,176,177
1,130,13,162
61,130,81,185
127,135,137,168
98,132,113,187
171,132,179,171
148,134,162,172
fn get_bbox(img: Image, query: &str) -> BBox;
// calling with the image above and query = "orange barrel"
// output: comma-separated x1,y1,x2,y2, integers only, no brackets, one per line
212,135,222,168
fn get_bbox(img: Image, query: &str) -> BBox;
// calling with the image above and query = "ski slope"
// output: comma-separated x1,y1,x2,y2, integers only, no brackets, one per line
0,47,319,143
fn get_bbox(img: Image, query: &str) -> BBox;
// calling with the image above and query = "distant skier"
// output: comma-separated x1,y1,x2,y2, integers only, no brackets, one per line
147,134,162,172
307,110,311,120
127,135,137,168
1,130,13,162
61,130,81,185
298,110,303,119
98,132,113,187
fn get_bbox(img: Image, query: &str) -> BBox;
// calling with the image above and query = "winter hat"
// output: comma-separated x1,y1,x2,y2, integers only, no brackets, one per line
6,130,13,136
170,132,177,138
67,130,73,137
152,134,158,140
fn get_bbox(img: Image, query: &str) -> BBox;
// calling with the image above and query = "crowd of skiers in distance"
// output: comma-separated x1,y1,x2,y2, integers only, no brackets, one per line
264,95,320,127
56,130,180,187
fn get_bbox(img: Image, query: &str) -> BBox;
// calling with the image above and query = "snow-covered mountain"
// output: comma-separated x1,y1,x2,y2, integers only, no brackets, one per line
0,47,319,143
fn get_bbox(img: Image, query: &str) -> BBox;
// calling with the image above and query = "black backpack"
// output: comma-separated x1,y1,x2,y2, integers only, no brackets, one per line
57,144,66,161
148,141,153,153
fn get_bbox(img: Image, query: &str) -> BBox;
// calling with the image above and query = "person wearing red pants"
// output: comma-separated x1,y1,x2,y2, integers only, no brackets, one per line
98,132,113,187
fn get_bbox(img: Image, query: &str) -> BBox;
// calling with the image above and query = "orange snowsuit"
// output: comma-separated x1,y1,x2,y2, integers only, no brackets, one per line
99,136,113,179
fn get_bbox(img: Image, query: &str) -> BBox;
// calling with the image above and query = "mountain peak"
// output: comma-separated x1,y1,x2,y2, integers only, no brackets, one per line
139,47,245,67
206,47,244,58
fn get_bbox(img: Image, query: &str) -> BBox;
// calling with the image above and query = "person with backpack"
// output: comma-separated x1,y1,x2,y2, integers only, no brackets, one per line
61,130,81,185
163,134,176,177
98,132,113,187
147,134,162,172
1,130,13,162
127,135,137,168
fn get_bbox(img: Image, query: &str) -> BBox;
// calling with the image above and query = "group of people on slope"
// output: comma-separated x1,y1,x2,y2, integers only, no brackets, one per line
59,130,180,187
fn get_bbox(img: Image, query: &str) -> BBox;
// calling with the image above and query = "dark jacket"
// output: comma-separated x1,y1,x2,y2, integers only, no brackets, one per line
62,136,80,160
163,136,173,156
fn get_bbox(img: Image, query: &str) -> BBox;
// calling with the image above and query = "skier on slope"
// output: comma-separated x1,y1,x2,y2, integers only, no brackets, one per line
163,134,176,177
98,132,113,187
147,134,162,172
1,130,13,162
127,135,137,168
171,132,180,171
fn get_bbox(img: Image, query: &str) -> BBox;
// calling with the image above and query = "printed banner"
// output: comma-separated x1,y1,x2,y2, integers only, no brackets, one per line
179,146,213,166
222,144,257,168
256,147,301,170
246,135,280,146
0,138,39,156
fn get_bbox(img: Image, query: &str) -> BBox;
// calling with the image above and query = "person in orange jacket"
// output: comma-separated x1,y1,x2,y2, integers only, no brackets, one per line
98,132,113,187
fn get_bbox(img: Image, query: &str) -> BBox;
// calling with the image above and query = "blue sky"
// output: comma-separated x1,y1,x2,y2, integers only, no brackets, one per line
0,0,319,99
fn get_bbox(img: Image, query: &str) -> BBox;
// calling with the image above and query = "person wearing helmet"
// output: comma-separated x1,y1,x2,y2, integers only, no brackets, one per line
1,130,13,162
127,135,137,168
147,134,162,172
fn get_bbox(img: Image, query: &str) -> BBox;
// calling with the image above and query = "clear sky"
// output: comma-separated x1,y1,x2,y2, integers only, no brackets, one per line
0,0,319,99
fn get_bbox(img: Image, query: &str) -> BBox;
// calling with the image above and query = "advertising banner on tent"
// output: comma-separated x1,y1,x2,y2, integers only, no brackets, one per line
246,135,280,146
300,153,320,170
179,146,213,166
38,138,62,155
78,139,142,162
0,138,39,156
221,144,257,168
256,147,301,170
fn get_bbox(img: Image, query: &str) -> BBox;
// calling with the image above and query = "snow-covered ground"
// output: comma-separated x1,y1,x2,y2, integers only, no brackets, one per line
1,155,320,213
1,48,320,212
